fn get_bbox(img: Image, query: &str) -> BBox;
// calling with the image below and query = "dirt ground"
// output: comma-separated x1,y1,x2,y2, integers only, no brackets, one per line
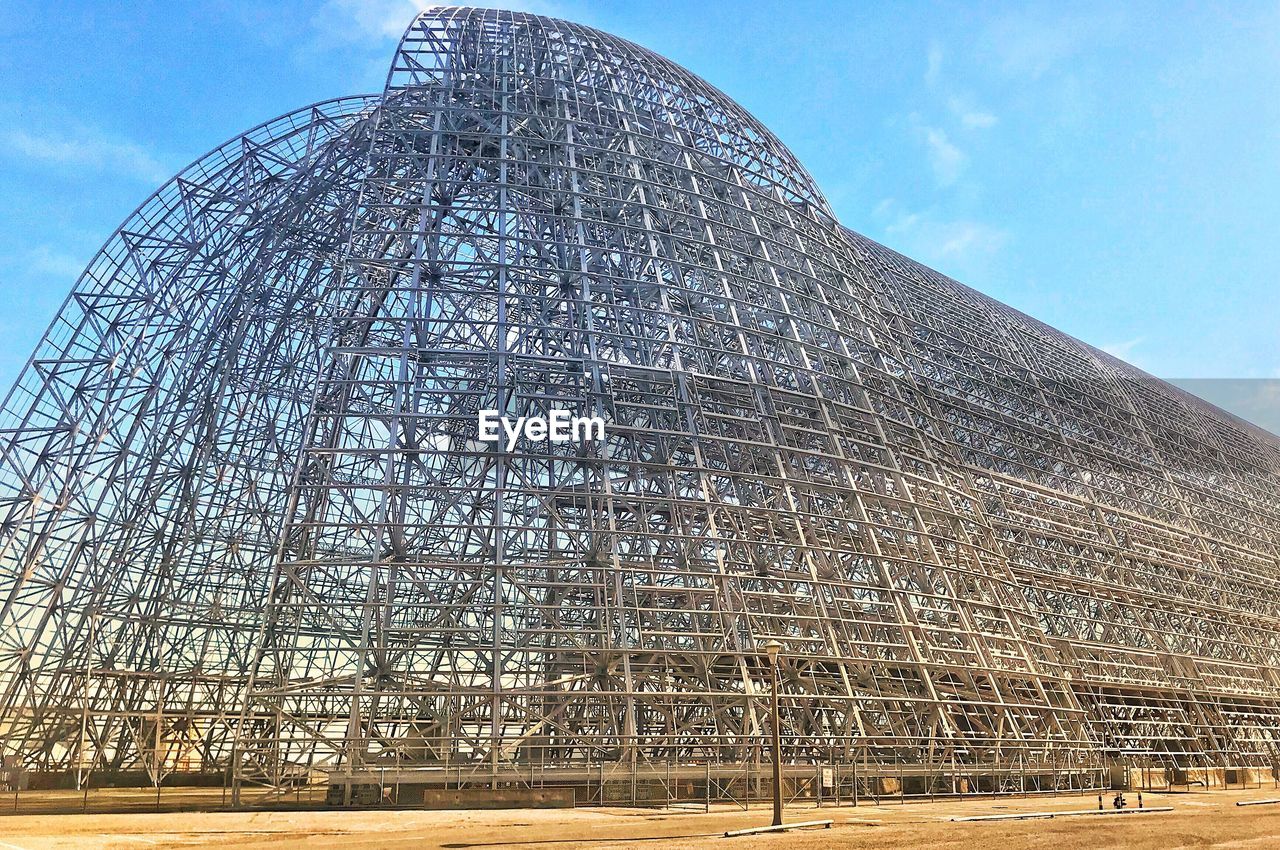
3,786,1280,849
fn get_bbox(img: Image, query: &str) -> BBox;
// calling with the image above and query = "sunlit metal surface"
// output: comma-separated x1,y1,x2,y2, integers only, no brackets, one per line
1,7,1277,793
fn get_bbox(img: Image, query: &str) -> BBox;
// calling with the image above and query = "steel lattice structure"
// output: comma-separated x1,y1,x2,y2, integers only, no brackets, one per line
2,7,1279,796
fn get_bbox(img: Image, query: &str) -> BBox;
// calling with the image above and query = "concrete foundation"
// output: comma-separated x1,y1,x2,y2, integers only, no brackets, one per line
421,787,576,809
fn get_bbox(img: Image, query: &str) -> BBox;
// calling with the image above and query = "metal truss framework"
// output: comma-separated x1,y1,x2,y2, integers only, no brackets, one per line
1,7,1278,793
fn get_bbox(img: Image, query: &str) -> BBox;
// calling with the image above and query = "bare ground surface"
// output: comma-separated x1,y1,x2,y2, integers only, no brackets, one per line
3,787,1280,849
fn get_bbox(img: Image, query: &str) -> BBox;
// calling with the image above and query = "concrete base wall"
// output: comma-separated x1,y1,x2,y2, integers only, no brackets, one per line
421,787,576,809
1122,766,1277,790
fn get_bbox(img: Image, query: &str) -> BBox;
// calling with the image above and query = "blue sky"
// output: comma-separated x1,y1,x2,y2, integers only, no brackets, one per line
2,1,1278,399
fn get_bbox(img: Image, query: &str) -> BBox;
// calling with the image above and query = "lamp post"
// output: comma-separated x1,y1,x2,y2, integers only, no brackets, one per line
762,638,783,827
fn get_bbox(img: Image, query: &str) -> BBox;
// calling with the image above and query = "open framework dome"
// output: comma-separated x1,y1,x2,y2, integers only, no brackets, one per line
2,7,1279,795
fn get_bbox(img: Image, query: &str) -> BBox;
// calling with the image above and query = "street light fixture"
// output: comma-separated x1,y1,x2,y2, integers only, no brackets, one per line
762,638,784,827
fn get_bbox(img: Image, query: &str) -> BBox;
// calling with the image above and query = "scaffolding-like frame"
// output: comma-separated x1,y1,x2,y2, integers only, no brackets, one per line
1,7,1277,799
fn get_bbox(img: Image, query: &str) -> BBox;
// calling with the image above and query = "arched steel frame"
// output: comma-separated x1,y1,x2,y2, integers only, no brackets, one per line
1,8,1278,794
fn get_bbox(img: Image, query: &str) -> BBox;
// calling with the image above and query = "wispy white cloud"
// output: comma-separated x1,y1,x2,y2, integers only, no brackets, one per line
910,50,994,191
873,199,1008,271
925,41,943,88
921,45,998,129
947,96,997,129
915,122,966,187
313,0,565,45
4,128,169,184
313,0,425,43
983,10,1125,80
1099,336,1145,364
26,245,87,279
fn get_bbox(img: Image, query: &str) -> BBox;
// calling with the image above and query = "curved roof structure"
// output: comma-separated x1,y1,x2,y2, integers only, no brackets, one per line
1,7,1277,793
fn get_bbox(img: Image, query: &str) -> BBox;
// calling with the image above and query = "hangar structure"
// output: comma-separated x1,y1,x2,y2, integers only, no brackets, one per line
1,6,1278,800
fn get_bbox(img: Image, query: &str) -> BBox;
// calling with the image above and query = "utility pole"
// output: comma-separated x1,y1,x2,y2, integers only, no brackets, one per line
77,612,96,792
762,639,784,827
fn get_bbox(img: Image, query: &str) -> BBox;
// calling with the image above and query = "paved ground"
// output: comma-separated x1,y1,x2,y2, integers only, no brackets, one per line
2,787,1280,849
